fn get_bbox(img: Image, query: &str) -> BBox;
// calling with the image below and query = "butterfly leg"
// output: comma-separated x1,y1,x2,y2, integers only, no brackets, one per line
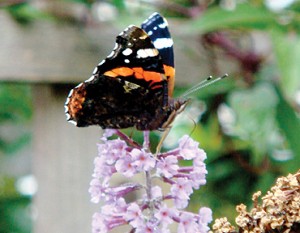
155,125,172,155
155,100,190,154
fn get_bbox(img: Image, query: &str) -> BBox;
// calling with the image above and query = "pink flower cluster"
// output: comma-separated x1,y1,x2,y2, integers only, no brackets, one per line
89,129,212,233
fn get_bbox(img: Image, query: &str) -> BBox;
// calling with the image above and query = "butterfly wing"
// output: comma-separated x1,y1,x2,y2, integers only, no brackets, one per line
65,26,170,130
141,12,175,96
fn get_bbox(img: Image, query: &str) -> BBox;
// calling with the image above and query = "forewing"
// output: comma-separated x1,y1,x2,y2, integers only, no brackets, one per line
141,12,175,96
65,25,168,129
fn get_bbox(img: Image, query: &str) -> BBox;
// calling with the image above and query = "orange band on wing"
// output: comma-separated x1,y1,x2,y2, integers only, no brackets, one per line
132,68,164,83
104,67,134,77
164,65,175,97
132,67,144,79
103,66,174,96
164,65,175,79
104,67,164,84
143,71,164,83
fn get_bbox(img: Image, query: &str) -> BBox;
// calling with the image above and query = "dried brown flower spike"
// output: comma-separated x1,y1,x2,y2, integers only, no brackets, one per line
211,170,300,233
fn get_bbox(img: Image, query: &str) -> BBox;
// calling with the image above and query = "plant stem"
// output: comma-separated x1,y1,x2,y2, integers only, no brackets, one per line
143,131,154,216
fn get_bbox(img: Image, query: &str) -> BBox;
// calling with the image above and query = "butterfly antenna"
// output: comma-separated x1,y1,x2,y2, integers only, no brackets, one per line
182,74,228,98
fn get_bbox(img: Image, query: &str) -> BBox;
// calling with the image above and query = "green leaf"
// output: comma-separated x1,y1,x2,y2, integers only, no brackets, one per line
113,0,125,10
0,196,32,233
228,82,278,165
7,3,51,24
0,84,32,123
207,159,240,181
189,3,279,33
253,172,277,194
0,133,31,155
271,29,300,100
276,88,300,173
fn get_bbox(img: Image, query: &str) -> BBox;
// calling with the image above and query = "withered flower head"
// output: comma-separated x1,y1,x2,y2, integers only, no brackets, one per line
211,170,300,233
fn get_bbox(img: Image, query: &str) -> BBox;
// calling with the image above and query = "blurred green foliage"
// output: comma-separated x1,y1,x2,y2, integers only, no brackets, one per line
181,1,300,222
2,0,300,230
0,83,32,233
0,84,32,154
0,178,32,233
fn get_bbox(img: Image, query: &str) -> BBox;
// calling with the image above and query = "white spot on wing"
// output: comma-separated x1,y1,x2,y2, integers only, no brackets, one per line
68,120,77,125
98,60,105,66
75,82,83,88
147,30,153,36
124,59,130,63
67,89,73,98
156,16,168,29
159,21,168,28
137,48,158,58
153,38,173,49
125,25,135,30
85,76,95,83
139,34,148,40
142,12,158,25
113,43,118,50
120,25,135,36
137,49,148,58
92,67,98,74
64,105,69,113
65,97,70,105
107,51,115,58
122,48,133,56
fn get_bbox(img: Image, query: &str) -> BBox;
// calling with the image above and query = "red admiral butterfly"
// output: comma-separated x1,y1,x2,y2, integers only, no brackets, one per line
65,12,188,130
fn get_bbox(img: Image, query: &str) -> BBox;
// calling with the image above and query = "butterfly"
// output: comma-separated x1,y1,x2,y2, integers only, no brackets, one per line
65,12,188,131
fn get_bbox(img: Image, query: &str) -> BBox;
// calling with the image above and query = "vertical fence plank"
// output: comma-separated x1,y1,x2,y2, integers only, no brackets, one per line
32,84,100,233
